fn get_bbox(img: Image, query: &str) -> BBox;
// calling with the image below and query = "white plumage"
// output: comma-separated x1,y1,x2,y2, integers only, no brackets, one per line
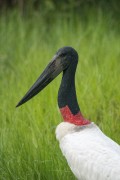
56,122,120,180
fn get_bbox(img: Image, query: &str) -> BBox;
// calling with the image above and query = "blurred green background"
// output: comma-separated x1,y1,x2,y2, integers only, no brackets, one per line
0,1,120,179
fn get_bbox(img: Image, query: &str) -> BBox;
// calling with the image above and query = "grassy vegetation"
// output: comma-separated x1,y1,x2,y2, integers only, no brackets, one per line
0,10,120,179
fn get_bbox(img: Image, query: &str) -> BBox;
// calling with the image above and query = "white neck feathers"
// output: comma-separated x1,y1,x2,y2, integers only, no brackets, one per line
56,122,95,141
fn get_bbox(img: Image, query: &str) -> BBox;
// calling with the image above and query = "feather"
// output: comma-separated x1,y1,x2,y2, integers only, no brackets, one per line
56,122,120,180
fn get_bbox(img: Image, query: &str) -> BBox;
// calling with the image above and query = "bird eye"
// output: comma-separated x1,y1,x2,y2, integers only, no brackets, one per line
60,53,66,57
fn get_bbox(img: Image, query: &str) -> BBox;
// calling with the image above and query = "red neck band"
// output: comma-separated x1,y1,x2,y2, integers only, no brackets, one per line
60,105,91,126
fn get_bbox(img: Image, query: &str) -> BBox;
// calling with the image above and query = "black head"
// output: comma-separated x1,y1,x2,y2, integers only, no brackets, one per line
16,47,79,107
56,46,78,63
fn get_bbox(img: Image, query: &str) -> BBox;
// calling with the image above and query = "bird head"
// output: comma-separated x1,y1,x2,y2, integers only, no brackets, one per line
16,46,78,107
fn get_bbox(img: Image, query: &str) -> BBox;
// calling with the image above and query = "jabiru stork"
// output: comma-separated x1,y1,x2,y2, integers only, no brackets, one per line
16,47,120,180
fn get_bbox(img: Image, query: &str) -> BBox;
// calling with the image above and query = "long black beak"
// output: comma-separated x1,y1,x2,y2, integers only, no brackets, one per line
16,55,68,107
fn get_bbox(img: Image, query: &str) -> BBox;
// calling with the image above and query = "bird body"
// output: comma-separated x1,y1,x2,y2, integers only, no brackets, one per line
56,122,120,180
16,47,120,180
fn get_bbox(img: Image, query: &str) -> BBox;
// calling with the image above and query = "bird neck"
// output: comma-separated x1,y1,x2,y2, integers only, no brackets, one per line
58,63,90,126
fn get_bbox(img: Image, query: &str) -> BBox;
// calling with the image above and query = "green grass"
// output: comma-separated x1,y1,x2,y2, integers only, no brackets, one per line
0,10,120,179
